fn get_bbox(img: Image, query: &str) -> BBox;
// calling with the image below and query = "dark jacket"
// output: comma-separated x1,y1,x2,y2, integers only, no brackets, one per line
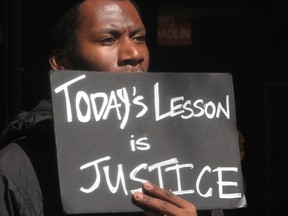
0,100,63,216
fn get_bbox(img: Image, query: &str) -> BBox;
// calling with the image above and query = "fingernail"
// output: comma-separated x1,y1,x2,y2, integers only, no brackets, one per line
144,181,153,189
134,192,143,200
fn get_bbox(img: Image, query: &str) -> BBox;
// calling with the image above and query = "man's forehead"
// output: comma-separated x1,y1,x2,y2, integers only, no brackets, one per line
78,0,142,28
81,0,130,9
79,0,133,17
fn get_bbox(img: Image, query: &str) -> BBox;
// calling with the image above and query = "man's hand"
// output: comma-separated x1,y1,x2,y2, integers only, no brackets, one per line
132,182,198,216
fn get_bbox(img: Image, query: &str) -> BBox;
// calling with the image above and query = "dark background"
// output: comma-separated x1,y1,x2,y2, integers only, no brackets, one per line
0,0,287,215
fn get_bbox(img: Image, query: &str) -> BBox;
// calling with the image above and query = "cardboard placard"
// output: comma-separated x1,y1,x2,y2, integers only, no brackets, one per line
50,71,246,214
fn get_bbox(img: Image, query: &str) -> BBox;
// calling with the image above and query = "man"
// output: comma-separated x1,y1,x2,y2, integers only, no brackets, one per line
0,0,201,215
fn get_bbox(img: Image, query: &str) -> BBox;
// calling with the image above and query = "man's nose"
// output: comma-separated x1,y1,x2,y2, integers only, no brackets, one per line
117,40,145,67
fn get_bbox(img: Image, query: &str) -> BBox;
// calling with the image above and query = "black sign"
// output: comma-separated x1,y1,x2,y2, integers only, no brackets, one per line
50,71,246,214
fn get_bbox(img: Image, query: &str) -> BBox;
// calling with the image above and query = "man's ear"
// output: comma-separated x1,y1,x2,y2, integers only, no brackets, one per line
49,49,72,70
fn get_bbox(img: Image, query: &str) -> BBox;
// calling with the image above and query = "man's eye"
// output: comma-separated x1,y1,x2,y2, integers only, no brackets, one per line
133,35,146,43
99,37,116,45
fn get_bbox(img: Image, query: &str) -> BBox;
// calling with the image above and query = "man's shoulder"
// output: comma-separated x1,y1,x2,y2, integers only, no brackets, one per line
0,141,39,186
0,141,44,216
0,142,27,167
0,139,41,192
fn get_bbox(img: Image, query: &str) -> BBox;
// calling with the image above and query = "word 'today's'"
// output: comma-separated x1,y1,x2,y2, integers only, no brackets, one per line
54,74,231,129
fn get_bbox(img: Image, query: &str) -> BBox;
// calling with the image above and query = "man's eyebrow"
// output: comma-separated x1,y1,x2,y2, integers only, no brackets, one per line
97,26,146,35
134,27,146,33
130,27,146,36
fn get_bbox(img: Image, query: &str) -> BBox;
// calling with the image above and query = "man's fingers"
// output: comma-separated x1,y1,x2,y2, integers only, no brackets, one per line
133,191,179,216
132,182,197,216
142,182,195,209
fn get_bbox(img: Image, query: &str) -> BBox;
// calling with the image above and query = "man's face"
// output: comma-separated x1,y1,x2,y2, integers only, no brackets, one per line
70,0,149,72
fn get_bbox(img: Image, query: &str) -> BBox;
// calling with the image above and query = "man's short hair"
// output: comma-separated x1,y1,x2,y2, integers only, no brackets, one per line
50,0,141,55
50,0,84,54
